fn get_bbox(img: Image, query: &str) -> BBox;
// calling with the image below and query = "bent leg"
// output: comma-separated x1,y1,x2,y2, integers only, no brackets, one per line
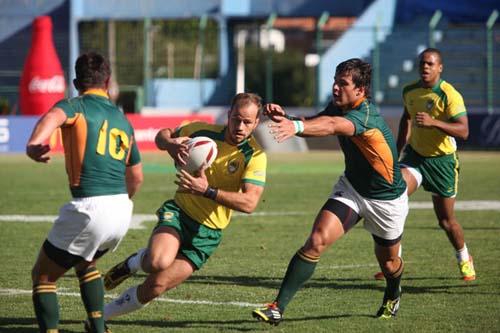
374,239,403,318
401,167,419,196
75,260,106,333
432,195,465,250
142,226,182,273
104,256,195,320
138,255,195,303
374,239,403,301
32,245,72,332
275,207,346,312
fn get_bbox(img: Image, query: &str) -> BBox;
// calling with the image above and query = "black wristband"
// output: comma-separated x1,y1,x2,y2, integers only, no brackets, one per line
284,114,301,121
203,186,218,200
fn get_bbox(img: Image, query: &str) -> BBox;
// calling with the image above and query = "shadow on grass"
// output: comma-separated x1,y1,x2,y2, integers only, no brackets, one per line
0,317,84,333
108,314,359,331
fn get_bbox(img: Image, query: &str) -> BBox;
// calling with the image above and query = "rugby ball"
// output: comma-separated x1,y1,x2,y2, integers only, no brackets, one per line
180,136,218,174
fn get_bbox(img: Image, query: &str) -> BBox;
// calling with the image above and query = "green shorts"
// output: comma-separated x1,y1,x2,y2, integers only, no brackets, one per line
400,145,460,197
154,200,222,269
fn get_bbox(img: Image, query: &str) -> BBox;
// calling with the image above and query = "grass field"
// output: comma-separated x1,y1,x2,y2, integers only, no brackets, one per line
1,151,499,332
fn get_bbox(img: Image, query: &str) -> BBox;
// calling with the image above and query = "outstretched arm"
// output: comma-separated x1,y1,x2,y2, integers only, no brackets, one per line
269,115,355,143
26,107,67,163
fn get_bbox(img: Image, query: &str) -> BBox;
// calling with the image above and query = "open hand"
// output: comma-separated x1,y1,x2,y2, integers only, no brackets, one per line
269,118,295,143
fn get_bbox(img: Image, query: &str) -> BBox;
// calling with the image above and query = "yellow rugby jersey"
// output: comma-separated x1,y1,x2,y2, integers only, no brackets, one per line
403,79,467,157
173,122,266,230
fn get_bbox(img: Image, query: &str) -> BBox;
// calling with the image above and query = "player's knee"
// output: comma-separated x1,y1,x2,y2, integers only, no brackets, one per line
304,233,328,256
381,257,404,278
148,255,172,273
438,218,455,231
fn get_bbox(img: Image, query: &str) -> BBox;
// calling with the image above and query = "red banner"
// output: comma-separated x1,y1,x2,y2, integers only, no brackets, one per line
49,114,215,152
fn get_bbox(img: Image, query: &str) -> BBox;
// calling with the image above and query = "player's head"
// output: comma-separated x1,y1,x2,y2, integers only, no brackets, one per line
226,92,262,145
418,48,443,87
332,58,371,110
73,52,111,93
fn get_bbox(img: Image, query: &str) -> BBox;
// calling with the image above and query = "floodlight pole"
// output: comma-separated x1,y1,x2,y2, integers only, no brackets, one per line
486,9,498,114
429,10,442,48
198,15,207,107
315,11,329,108
143,17,152,106
265,13,276,103
372,21,380,103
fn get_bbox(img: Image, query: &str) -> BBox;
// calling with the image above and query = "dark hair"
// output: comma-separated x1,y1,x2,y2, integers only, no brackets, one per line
230,93,263,117
335,58,372,99
74,52,111,91
419,48,443,65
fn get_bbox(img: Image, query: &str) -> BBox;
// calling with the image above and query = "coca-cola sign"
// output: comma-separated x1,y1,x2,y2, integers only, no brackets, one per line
28,75,65,94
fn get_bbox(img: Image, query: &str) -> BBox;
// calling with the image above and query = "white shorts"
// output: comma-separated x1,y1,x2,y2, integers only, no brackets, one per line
47,194,133,261
328,175,408,240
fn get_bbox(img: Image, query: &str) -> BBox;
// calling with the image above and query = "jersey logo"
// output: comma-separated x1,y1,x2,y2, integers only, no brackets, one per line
161,212,174,221
334,191,344,197
426,99,434,111
228,160,239,174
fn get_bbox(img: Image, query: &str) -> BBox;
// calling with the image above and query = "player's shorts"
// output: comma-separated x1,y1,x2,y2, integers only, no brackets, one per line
155,200,222,270
328,175,408,241
47,194,133,262
400,145,459,198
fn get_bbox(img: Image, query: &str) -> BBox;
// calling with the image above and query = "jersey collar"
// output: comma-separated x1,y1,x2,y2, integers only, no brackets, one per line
83,88,109,99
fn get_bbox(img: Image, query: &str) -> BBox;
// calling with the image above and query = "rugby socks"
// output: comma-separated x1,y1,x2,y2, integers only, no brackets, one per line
78,267,105,333
127,248,147,273
275,249,319,312
383,257,404,301
104,285,147,320
32,283,59,332
456,244,470,263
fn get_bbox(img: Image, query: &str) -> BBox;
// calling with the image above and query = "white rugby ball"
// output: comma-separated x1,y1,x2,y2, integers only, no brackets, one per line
180,136,218,174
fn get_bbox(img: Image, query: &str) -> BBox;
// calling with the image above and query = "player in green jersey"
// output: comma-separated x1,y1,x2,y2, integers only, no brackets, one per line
252,59,408,325
26,52,143,333
101,93,267,322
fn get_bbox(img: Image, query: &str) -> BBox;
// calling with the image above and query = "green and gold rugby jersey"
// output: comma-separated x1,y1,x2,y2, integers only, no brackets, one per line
403,79,467,157
55,89,141,198
320,99,406,200
173,122,266,230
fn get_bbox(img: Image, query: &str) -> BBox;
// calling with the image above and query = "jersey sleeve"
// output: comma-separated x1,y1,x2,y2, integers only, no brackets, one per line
446,89,467,120
242,149,267,187
54,99,78,124
174,121,208,137
344,110,368,135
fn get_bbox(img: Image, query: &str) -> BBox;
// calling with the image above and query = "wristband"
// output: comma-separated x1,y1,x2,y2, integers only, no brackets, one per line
285,114,301,121
292,120,304,134
203,186,218,200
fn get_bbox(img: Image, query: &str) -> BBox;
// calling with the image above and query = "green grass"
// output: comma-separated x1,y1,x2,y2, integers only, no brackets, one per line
1,151,499,332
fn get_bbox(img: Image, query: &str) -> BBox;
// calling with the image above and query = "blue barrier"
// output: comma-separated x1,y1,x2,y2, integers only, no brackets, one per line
465,114,500,149
0,116,38,153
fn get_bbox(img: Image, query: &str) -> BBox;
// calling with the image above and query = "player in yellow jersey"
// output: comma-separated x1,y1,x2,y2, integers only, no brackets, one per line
101,93,267,321
375,48,474,281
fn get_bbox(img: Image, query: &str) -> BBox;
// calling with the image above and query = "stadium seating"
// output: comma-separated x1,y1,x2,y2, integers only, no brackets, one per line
371,16,500,109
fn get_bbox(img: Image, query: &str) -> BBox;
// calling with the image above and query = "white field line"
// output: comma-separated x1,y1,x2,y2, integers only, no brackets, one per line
0,200,499,229
0,288,262,308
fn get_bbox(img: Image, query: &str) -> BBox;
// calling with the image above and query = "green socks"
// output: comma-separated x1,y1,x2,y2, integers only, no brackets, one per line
275,249,319,311
33,283,59,332
78,267,105,333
